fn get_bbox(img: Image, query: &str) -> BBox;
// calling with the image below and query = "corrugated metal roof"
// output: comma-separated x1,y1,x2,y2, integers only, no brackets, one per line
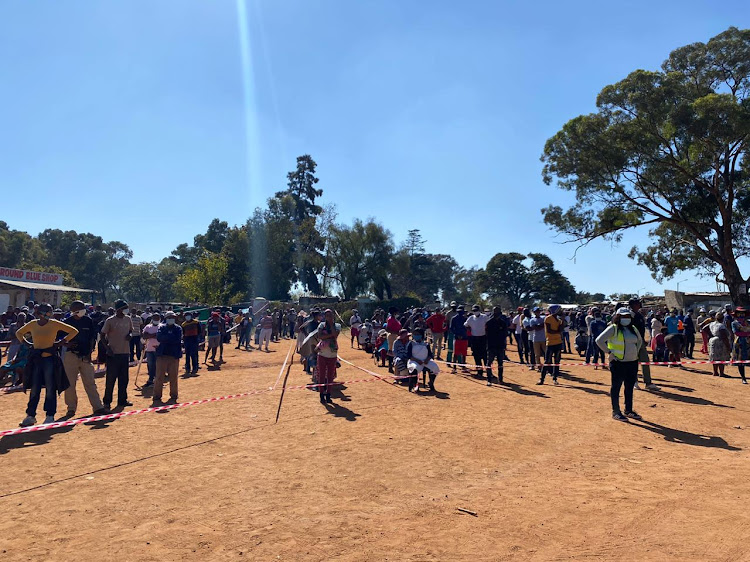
0,279,94,292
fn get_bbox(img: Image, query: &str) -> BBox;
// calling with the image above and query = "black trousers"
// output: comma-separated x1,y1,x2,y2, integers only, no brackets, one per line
487,346,504,380
541,343,562,381
104,354,130,406
684,332,695,357
609,360,638,414
469,335,487,367
517,331,529,363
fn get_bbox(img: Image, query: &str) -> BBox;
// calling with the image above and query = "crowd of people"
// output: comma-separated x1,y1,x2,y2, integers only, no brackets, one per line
2,295,749,428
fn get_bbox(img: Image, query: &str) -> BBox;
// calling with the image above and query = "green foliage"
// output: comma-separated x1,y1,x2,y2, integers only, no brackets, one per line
541,26,750,304
0,221,45,267
327,219,395,300
478,252,577,307
175,252,229,305
119,262,161,302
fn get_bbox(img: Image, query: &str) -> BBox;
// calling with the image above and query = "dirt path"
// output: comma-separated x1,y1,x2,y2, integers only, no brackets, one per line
1,337,749,561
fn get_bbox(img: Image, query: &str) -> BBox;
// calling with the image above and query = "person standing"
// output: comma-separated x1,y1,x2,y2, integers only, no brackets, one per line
385,307,402,373
16,303,78,426
628,298,661,391
129,310,144,363
683,308,696,359
153,311,183,404
62,300,108,417
596,307,644,422
204,312,225,363
444,302,459,366
259,311,274,352
708,311,732,378
141,313,161,387
528,307,546,373
538,305,563,385
101,300,133,409
182,311,201,375
316,309,340,404
731,307,750,384
425,308,446,360
450,306,469,373
697,308,710,355
349,309,363,349
511,307,528,364
485,306,508,385
465,304,489,376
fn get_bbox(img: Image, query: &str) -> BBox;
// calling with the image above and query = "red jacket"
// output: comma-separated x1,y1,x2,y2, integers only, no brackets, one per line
425,314,446,333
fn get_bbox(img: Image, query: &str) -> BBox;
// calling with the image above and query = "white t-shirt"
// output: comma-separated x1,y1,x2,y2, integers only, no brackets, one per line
464,313,489,337
512,314,524,335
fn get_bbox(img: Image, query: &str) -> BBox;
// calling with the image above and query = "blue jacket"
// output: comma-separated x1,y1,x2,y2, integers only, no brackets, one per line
450,313,467,338
156,323,183,358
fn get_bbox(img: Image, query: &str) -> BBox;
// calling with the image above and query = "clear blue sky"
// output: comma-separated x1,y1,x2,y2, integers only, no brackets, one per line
2,1,748,297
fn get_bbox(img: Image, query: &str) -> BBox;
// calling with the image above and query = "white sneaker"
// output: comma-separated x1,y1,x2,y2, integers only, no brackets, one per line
43,415,55,424
634,382,642,390
19,416,36,427
645,384,661,391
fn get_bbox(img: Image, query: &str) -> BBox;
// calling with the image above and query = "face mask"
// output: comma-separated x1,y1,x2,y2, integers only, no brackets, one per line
185,315,192,321
166,319,176,325
122,308,129,316
152,319,160,325
75,310,86,318
620,318,631,326
474,312,480,316
413,335,423,342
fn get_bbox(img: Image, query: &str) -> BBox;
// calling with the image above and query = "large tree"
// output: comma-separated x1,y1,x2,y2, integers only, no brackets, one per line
478,252,534,308
541,27,750,304
328,219,394,300
527,253,577,304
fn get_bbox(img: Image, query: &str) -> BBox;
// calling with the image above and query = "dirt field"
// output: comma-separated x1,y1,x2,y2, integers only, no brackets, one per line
1,335,750,561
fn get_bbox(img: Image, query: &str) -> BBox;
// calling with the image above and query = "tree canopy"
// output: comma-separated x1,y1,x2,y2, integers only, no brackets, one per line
541,26,750,304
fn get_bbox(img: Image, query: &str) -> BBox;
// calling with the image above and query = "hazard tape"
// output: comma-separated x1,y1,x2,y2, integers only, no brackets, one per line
429,356,750,368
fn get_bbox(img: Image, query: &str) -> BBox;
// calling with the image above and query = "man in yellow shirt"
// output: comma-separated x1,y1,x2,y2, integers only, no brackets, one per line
538,304,565,386
16,303,79,426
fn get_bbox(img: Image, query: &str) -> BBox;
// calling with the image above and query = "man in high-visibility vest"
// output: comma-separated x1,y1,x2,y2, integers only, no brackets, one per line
595,307,644,422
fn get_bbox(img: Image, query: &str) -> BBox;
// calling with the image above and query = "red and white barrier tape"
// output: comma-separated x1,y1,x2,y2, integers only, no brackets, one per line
0,387,275,438
430,356,750,368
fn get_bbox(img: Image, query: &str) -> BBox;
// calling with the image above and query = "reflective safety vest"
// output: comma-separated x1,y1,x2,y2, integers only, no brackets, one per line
606,327,626,360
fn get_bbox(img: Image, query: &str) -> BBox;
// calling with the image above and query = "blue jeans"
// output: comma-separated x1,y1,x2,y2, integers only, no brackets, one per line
184,338,199,373
26,356,57,417
586,336,605,364
146,351,157,384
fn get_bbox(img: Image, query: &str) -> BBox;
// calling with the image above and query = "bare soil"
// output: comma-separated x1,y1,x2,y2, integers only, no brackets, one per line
1,337,749,561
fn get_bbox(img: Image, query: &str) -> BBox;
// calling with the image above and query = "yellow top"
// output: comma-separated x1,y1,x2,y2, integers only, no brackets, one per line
16,319,79,356
544,315,563,346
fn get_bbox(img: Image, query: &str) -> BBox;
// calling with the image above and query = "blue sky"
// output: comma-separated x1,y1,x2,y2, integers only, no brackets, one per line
2,1,748,296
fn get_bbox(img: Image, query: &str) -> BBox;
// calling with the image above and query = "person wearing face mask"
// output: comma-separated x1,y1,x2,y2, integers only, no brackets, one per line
141,313,161,387
596,307,643,422
100,299,134,410
444,302,459,366
406,327,439,392
628,298,660,391
62,301,108,417
181,311,201,375
465,304,489,377
16,303,78,426
538,304,564,385
128,310,144,364
151,311,183,405
450,306,469,373
731,307,750,384
392,329,411,378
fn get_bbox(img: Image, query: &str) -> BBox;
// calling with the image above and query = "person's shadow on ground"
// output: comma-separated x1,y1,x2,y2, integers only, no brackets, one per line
630,419,741,450
655,389,733,409
0,425,74,455
324,401,360,421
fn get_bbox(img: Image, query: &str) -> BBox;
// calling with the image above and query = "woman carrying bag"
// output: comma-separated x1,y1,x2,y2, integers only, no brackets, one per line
595,307,644,422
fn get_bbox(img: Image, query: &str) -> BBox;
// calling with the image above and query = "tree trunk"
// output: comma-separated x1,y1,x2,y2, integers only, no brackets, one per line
722,262,750,307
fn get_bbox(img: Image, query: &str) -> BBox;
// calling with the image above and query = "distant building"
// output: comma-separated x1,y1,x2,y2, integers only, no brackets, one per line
0,266,94,309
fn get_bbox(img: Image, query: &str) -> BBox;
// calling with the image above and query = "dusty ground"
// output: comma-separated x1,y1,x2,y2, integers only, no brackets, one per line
1,335,750,561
